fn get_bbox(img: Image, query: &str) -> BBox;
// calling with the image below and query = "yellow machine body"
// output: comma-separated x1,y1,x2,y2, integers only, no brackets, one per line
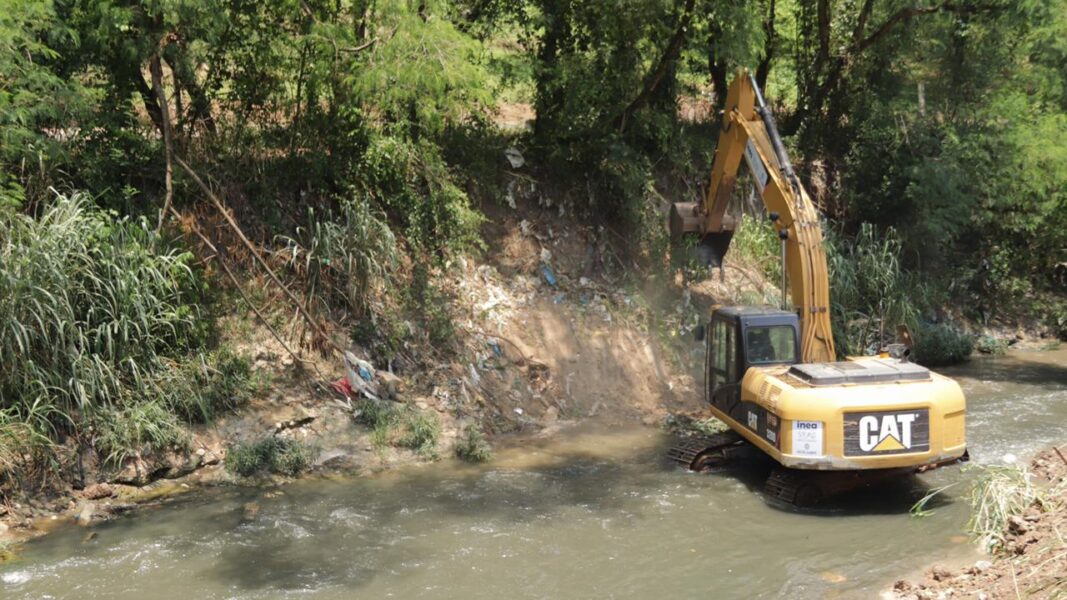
708,360,967,470
674,71,967,472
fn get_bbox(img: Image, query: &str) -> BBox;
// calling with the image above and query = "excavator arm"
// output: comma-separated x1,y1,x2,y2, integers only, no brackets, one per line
671,70,836,363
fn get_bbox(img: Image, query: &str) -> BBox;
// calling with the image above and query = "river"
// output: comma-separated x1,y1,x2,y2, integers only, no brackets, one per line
3,348,1065,599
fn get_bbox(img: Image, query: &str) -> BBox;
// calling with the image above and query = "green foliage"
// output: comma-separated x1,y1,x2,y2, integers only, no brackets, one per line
355,398,440,458
224,436,315,478
731,213,781,286
454,425,492,463
348,1,494,138
827,223,928,355
92,401,189,466
399,410,441,458
913,323,974,367
0,0,98,197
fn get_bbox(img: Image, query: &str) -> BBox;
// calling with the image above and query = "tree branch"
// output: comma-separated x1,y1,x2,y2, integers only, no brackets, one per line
615,0,697,133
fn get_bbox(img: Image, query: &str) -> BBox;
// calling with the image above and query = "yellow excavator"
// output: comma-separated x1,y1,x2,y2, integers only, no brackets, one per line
667,70,967,505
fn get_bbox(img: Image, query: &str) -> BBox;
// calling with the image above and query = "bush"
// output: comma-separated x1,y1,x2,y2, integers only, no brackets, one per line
355,399,441,458
92,401,189,466
161,349,256,424
454,425,492,463
399,410,441,458
224,437,316,477
913,323,974,366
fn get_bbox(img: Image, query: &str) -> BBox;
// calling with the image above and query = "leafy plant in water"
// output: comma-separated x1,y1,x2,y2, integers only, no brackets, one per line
913,323,974,366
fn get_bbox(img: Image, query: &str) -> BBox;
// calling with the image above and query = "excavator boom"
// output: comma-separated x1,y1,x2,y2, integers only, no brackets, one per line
671,70,835,363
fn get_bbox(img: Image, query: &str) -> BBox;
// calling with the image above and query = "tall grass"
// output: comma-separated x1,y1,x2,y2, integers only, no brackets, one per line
968,465,1052,553
282,194,398,320
0,193,237,483
826,223,930,355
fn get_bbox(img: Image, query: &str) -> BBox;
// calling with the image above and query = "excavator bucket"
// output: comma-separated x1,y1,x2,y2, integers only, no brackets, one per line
693,231,734,267
669,201,735,267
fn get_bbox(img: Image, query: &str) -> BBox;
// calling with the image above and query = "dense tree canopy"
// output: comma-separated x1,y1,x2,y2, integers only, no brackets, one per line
2,0,1064,334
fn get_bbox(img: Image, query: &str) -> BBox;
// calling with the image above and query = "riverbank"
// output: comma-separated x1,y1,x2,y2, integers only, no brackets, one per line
0,197,720,554
887,445,1067,600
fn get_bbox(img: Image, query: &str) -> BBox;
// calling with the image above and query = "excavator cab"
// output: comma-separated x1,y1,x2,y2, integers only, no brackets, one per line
705,307,798,411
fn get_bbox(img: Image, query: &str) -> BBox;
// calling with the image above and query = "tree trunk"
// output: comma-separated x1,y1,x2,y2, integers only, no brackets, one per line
755,0,777,89
150,55,174,232
615,0,697,132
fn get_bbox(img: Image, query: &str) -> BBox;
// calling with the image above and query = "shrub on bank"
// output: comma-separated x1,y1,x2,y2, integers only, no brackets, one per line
913,323,974,366
454,425,492,463
224,437,316,477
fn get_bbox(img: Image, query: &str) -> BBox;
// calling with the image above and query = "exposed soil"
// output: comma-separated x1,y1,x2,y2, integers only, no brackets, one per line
0,188,719,552
887,446,1067,600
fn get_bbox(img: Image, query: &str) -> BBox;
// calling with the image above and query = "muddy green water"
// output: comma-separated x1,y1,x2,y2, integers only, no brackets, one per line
3,349,1066,599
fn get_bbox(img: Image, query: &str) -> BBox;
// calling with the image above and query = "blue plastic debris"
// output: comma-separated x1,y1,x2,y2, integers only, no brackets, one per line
358,364,373,381
541,264,557,287
487,339,503,357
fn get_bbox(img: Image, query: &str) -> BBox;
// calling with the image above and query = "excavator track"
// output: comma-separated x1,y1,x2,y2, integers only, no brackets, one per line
764,467,915,507
667,430,744,471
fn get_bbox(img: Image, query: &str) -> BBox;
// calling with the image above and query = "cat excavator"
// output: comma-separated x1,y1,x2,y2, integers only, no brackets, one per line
667,70,967,506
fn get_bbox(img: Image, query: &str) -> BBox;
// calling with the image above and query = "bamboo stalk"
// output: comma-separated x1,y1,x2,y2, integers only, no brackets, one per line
173,155,341,355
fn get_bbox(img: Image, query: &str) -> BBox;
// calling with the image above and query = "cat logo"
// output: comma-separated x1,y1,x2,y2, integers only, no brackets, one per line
859,413,918,452
844,409,930,456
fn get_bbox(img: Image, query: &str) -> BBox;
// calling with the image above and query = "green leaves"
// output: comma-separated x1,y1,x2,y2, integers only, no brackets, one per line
346,1,493,137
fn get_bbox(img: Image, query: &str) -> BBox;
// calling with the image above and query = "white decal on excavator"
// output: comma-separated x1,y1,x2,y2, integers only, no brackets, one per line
793,421,823,457
858,413,919,452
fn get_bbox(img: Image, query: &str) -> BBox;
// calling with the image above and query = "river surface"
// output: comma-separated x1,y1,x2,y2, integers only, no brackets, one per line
3,349,1066,599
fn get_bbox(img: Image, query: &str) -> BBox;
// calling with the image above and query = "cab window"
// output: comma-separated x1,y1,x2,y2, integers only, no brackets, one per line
745,325,797,364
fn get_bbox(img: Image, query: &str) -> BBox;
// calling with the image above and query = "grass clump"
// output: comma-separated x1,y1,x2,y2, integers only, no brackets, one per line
224,436,316,477
0,193,241,485
399,410,441,458
913,323,974,366
355,398,440,458
967,465,1051,553
454,425,492,463
93,400,190,466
